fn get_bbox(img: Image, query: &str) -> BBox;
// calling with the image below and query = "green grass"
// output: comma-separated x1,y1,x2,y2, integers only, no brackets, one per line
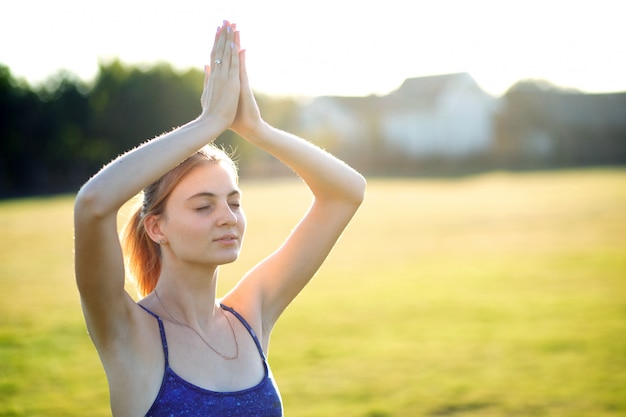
1,169,625,416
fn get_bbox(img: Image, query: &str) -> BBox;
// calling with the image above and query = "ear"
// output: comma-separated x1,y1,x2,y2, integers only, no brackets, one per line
144,214,166,245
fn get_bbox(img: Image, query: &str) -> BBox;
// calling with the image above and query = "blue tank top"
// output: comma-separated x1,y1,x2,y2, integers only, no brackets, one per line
139,304,283,417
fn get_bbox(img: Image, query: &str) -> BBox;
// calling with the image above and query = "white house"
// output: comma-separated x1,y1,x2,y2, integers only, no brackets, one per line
380,73,497,158
299,72,497,160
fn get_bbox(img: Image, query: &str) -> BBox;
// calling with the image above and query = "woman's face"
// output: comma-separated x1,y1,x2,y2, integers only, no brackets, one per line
159,161,246,267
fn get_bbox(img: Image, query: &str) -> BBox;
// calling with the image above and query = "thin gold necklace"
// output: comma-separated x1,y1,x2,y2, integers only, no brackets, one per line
154,289,239,360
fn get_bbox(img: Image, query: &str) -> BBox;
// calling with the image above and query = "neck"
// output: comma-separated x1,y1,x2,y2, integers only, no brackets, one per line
152,263,221,326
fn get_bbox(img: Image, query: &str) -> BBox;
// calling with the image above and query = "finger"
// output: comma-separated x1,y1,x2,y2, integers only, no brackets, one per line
229,31,240,74
210,25,221,64
217,24,234,72
213,23,229,69
234,29,240,50
203,65,210,88
238,49,249,88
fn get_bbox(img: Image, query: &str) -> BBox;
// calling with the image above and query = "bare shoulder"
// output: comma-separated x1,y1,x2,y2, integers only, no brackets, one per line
96,300,166,417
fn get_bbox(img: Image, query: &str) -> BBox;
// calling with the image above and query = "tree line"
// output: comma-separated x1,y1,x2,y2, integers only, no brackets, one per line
1,62,625,197
492,80,626,170
0,61,302,197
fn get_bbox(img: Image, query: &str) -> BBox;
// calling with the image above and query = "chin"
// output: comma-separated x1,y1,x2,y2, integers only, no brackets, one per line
214,251,241,265
219,256,239,265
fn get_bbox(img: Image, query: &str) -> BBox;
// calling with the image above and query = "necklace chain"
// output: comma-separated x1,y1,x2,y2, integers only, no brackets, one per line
154,289,239,360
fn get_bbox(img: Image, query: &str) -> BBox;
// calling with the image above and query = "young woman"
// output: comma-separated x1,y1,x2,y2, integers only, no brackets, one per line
73,21,366,417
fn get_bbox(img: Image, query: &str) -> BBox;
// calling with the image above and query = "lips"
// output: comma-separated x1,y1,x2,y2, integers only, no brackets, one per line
213,234,238,242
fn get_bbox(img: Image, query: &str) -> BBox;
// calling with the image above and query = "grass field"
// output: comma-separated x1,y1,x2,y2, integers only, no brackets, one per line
1,169,625,417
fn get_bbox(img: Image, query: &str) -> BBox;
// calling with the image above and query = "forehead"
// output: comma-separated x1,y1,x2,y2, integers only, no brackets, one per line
170,162,239,200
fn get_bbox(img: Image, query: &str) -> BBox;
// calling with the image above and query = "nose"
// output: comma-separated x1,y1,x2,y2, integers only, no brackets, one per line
216,202,237,226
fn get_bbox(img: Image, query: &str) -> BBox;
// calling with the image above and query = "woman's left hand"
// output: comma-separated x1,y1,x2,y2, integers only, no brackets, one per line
229,29,265,139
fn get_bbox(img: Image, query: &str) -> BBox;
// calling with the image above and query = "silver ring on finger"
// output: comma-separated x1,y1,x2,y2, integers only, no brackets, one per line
214,58,223,65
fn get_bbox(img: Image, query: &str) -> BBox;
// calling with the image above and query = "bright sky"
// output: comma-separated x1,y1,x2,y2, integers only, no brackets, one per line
2,0,625,97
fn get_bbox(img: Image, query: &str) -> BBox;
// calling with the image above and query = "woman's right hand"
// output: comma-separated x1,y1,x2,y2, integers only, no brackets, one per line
199,21,240,130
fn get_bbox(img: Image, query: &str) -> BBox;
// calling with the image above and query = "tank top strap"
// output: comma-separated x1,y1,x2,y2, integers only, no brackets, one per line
219,304,266,361
138,304,170,366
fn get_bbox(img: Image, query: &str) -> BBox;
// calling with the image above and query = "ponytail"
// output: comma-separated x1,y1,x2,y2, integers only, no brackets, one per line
121,205,161,297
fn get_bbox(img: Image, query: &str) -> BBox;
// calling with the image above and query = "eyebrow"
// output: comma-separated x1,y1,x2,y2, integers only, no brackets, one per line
186,190,241,200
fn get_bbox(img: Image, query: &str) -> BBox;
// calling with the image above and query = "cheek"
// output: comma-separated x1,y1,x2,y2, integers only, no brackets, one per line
238,212,247,235
168,216,208,241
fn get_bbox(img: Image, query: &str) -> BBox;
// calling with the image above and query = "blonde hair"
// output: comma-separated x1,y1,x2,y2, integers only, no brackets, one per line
121,145,237,297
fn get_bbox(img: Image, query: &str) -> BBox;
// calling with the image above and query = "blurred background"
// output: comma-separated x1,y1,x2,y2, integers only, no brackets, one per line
1,0,625,196
1,1,625,416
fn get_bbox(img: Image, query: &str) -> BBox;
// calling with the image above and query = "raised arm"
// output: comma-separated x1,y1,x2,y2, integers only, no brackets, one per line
226,39,366,331
74,22,240,347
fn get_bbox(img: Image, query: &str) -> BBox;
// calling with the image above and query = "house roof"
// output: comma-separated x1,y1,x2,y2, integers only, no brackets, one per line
391,72,478,100
375,72,492,112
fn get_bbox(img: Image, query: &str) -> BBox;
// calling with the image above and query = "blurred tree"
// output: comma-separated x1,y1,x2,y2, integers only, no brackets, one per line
38,71,92,190
0,65,46,195
493,79,626,169
87,60,205,163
